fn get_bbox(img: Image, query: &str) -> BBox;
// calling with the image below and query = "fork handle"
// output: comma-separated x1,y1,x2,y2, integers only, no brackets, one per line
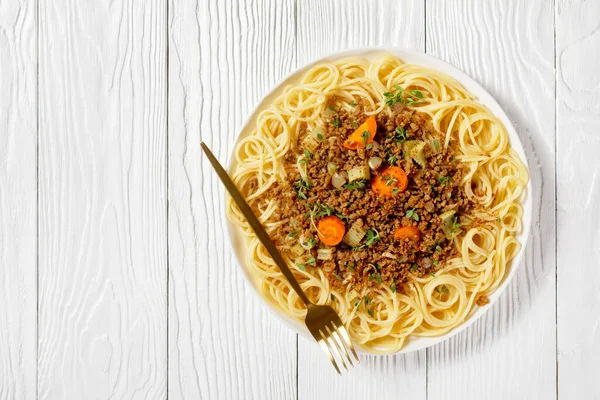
201,142,312,307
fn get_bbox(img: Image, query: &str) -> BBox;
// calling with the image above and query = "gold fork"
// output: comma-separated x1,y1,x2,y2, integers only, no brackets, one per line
201,142,360,374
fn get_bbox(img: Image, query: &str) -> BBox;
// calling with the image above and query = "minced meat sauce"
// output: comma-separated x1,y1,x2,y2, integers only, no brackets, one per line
268,103,475,292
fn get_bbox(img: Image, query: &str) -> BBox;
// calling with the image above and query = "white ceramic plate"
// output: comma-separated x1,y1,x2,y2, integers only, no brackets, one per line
226,46,532,354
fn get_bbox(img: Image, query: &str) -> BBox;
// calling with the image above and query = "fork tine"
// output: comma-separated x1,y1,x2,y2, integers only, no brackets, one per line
324,325,349,371
332,320,360,364
316,330,341,375
319,329,345,374
326,324,353,369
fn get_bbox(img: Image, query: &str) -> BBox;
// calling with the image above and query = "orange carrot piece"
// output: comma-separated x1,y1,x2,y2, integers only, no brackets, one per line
342,116,377,149
371,166,408,197
393,226,422,242
317,216,346,246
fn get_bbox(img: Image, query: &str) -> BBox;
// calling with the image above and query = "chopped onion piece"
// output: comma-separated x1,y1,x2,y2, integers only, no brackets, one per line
424,201,435,213
423,257,432,268
317,248,333,260
343,222,367,247
327,162,338,175
299,234,316,250
368,156,383,170
403,140,427,167
323,106,337,118
289,243,305,258
297,158,308,178
372,141,380,151
382,252,397,260
392,102,405,112
348,165,370,182
429,137,442,154
331,172,346,189
302,126,325,153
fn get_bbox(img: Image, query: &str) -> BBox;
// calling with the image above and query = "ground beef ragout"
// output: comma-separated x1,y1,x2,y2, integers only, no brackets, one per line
269,102,476,293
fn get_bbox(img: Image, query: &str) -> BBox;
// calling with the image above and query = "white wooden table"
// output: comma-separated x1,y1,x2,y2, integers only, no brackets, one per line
1,0,597,398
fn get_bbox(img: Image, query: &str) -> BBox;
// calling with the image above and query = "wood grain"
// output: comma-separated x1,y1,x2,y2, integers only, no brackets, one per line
167,0,297,398
37,1,167,398
0,0,37,398
295,1,427,398
426,1,556,398
3,0,598,397
556,0,600,397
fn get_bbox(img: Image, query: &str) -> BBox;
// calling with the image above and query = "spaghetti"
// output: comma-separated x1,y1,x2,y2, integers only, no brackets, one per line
227,54,528,354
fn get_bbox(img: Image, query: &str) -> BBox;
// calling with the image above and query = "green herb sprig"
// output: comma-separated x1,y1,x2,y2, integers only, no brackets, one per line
435,285,448,298
383,86,424,108
437,175,452,187
301,237,317,249
383,85,405,108
450,216,461,234
353,228,381,250
361,130,370,144
294,177,311,200
309,203,334,218
406,208,419,221
298,256,315,271
383,175,398,186
343,179,367,191
393,126,407,143
328,105,341,128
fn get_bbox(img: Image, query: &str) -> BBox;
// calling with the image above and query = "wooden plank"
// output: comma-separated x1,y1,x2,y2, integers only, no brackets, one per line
0,0,37,398
37,1,167,398
556,0,600,397
167,0,297,398
426,1,556,398
295,1,427,398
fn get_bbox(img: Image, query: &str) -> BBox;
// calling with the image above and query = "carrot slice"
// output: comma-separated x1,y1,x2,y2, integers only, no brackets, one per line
317,216,346,246
393,226,422,242
371,166,408,197
343,116,377,149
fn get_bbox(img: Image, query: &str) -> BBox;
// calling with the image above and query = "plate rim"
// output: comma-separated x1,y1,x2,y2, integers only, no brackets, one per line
225,45,533,355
